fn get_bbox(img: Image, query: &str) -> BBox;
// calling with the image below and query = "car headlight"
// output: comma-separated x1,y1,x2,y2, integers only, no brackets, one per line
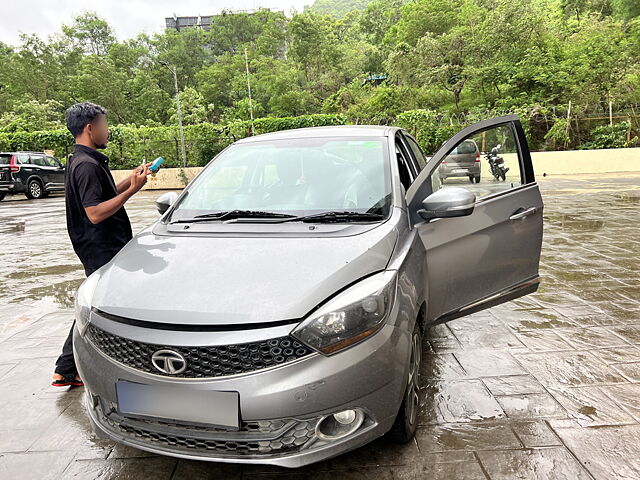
75,272,101,336
291,271,397,355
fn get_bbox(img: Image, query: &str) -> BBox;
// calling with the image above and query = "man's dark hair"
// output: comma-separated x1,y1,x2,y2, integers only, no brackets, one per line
65,102,107,138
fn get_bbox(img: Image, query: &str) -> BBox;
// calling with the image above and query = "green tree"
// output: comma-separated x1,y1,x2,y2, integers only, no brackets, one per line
612,0,640,20
384,0,464,46
62,12,115,56
0,99,65,132
168,87,212,125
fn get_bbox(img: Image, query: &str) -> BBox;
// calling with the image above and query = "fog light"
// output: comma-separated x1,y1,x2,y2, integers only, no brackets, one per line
316,408,364,441
334,409,357,424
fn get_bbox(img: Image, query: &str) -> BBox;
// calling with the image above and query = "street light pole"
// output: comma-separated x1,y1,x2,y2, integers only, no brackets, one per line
244,48,254,132
161,61,187,168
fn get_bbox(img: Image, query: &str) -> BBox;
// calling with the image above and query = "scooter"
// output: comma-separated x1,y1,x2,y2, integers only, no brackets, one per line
486,144,509,181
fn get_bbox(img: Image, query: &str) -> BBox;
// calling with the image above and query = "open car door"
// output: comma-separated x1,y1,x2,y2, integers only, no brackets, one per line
406,115,543,324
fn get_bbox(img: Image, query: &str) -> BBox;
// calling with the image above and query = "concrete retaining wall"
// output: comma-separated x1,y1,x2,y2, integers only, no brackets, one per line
111,167,201,190
110,148,640,190
532,148,640,176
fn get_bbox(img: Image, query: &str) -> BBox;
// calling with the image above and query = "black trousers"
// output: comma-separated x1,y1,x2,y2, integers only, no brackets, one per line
54,265,97,376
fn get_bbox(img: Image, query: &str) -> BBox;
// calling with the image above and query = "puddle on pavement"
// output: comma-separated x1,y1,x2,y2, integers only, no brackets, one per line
0,220,26,233
420,380,505,424
545,213,605,232
578,405,597,417
7,264,82,280
615,193,640,204
11,278,85,308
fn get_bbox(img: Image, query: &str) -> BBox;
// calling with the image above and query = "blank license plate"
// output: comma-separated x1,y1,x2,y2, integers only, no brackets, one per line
116,380,240,428
453,169,467,173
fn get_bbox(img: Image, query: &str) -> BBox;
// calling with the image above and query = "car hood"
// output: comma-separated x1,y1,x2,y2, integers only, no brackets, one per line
92,223,398,326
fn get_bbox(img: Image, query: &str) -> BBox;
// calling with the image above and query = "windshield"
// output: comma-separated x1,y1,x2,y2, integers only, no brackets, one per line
170,136,392,222
452,140,477,154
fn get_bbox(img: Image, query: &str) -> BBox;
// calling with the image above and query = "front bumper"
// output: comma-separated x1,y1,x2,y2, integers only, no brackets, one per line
74,314,410,468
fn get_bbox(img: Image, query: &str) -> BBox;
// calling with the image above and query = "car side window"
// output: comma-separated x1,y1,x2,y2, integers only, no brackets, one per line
45,156,60,167
432,124,523,200
18,154,29,164
31,155,46,167
404,135,427,172
394,138,414,191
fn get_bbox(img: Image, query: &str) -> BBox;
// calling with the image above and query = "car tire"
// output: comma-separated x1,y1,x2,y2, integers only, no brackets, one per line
474,175,481,183
0,192,5,201
468,176,474,183
388,321,422,443
25,179,45,199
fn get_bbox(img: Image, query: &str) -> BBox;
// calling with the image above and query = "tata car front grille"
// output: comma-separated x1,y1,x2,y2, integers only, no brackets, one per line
85,324,313,378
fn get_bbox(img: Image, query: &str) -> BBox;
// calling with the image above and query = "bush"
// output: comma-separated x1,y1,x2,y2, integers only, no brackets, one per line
579,121,637,150
395,109,458,154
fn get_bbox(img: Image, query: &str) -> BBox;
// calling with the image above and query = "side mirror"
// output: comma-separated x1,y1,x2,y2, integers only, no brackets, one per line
156,191,178,215
418,187,476,221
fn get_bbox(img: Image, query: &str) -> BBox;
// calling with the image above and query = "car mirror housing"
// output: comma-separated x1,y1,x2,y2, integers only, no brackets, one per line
418,187,476,221
156,191,178,214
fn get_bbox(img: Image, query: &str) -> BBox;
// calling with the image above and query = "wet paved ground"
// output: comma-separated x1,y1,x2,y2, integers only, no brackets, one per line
0,173,639,479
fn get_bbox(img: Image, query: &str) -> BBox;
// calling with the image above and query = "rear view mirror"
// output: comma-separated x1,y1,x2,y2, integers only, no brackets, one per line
418,187,476,221
156,191,178,215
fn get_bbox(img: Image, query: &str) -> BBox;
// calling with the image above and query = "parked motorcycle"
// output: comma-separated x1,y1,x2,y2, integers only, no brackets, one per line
486,144,509,181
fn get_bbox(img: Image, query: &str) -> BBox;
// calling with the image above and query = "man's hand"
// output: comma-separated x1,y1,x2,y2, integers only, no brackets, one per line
129,165,151,193
115,162,155,194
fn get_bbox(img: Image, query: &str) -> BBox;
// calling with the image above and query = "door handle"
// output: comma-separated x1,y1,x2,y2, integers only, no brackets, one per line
510,207,537,221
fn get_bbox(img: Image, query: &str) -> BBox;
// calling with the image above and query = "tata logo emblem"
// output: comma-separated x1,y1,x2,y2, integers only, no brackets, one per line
151,350,187,374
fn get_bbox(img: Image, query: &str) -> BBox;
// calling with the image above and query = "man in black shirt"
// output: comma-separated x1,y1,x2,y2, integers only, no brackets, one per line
52,102,154,387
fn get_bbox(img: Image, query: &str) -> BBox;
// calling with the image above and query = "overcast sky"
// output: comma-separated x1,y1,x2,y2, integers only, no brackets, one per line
0,0,312,46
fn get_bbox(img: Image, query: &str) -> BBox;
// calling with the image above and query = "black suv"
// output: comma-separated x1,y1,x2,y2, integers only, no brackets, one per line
0,151,65,201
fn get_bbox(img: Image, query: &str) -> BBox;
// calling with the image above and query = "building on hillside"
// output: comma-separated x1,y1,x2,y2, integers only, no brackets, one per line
165,14,213,32
165,10,274,32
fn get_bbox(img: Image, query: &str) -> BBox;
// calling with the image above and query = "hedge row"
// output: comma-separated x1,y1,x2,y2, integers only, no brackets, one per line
0,110,511,168
1,109,635,169
0,114,349,169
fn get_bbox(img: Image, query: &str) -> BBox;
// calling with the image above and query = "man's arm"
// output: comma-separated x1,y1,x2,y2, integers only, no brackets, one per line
85,188,136,224
82,165,151,224
115,177,131,194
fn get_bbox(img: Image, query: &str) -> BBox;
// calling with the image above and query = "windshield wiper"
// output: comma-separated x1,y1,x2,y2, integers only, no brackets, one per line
283,211,385,223
169,209,386,225
169,210,298,224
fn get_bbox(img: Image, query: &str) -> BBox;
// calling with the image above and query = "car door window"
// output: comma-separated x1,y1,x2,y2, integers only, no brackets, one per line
18,154,29,164
31,155,46,167
45,156,61,167
432,124,523,201
404,135,427,172
395,137,414,191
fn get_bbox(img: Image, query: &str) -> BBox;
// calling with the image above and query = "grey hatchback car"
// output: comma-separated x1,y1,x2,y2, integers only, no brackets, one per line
74,115,543,468
437,139,481,183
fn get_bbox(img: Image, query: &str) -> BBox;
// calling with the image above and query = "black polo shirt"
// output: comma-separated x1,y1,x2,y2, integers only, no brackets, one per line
65,144,132,272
